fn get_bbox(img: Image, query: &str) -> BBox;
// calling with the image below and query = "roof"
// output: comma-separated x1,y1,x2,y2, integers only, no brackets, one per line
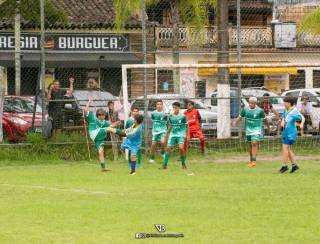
0,0,141,30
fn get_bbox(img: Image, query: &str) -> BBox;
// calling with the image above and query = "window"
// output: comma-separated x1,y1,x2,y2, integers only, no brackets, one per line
289,70,305,89
302,91,320,104
313,70,320,88
211,93,218,106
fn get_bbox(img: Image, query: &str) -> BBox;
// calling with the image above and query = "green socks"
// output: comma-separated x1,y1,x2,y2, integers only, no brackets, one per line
100,163,106,169
180,155,186,165
251,157,256,162
163,152,170,166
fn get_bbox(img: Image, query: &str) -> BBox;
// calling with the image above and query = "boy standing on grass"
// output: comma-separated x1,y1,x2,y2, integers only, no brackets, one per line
108,114,144,175
125,106,142,167
149,100,168,163
279,96,305,173
233,97,270,167
161,102,187,170
184,100,205,155
84,98,116,172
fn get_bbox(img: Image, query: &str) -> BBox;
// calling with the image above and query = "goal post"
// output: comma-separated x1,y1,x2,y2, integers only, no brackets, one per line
121,62,320,140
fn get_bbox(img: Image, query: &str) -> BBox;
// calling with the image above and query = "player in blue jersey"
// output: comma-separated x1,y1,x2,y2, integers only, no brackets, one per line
279,96,305,173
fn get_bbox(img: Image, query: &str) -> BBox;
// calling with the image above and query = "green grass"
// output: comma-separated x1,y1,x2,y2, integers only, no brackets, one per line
0,156,319,244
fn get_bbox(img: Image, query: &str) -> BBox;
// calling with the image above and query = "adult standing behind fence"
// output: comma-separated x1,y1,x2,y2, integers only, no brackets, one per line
47,77,74,135
297,96,313,135
87,78,99,90
114,96,130,127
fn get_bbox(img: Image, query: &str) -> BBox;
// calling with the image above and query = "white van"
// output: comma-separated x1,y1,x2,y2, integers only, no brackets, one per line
281,88,320,130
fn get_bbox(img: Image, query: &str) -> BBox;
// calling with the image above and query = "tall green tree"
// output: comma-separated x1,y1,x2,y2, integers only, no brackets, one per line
114,0,217,93
0,0,67,25
298,7,320,35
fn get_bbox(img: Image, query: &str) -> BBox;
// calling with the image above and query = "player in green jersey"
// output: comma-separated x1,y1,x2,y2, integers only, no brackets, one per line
161,102,187,170
233,97,270,167
149,100,168,163
84,98,117,172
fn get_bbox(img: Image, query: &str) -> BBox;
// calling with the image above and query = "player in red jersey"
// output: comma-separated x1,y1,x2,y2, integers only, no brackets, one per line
184,100,205,154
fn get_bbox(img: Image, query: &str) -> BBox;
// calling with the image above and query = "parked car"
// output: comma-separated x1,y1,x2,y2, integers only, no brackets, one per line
281,88,320,131
131,94,218,137
2,96,45,142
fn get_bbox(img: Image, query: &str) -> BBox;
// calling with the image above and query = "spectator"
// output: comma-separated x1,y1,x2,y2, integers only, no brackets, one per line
106,101,119,123
87,78,99,89
259,93,281,137
47,77,74,134
114,96,131,126
297,96,313,135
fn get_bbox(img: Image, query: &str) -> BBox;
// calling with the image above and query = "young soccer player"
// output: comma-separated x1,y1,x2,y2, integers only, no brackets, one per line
233,97,270,167
108,114,144,175
125,106,142,166
184,100,205,155
279,96,305,173
161,102,187,170
84,98,115,172
149,100,168,163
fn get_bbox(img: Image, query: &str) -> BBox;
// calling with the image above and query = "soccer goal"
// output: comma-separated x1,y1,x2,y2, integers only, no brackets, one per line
121,62,320,153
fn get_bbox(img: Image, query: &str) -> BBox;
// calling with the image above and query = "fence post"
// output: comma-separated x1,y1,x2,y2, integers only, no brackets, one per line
14,0,21,96
40,0,46,136
0,88,4,143
236,0,242,139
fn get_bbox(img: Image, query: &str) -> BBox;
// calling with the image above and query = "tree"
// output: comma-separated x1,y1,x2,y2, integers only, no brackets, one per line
0,0,67,25
298,7,320,35
114,0,217,93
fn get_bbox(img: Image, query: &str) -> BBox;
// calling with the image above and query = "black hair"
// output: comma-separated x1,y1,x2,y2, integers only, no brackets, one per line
131,106,139,112
263,93,270,97
172,101,181,108
96,108,106,117
283,96,296,106
186,100,194,106
107,101,114,106
134,114,144,124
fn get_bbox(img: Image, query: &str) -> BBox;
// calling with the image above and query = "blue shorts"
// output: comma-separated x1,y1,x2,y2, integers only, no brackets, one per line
282,137,296,145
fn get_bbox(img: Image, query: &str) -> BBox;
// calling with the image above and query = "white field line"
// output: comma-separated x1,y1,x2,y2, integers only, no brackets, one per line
0,183,120,196
0,183,204,196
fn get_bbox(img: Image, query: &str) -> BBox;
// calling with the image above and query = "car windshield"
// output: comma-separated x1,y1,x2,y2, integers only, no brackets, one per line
4,98,42,113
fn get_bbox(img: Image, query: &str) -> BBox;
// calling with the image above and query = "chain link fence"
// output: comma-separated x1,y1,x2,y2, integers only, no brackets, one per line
0,0,320,156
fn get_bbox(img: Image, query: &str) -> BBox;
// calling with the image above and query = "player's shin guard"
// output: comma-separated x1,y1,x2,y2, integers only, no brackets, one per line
163,152,170,166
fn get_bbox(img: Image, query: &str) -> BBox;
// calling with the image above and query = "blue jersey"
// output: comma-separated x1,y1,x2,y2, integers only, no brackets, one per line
281,107,303,141
121,123,144,154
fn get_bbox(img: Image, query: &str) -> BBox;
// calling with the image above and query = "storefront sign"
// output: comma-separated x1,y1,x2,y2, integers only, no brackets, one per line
0,33,129,52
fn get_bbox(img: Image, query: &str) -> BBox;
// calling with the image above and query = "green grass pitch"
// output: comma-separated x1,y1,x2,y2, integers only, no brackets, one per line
0,156,319,243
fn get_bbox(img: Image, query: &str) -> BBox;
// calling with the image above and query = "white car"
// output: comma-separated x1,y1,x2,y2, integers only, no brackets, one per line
131,94,218,134
282,88,320,130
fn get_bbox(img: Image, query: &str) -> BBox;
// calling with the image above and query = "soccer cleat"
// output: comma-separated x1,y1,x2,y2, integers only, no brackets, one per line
182,164,187,169
290,164,299,173
149,159,155,163
279,165,289,173
247,162,256,167
130,171,136,175
159,165,167,170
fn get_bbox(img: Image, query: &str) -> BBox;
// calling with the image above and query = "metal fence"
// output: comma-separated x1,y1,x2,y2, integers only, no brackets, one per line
0,0,320,155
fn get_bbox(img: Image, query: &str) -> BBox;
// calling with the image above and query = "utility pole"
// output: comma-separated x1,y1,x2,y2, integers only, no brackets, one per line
15,0,21,95
217,0,231,138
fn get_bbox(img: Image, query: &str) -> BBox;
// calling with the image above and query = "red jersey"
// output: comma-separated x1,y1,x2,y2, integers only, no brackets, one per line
184,108,201,131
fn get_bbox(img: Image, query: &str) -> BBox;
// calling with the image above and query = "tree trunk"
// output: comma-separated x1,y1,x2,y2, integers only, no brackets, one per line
217,0,231,138
170,0,180,94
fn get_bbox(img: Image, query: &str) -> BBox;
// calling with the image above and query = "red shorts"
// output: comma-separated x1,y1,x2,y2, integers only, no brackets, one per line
187,130,204,140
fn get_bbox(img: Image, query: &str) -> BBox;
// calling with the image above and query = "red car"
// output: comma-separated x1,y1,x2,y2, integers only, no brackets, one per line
2,96,46,142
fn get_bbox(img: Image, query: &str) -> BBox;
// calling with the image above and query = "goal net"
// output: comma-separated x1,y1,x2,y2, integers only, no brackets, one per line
121,62,320,154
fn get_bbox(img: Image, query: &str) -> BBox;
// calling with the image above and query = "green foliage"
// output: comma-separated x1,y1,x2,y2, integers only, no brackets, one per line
114,0,217,30
298,7,320,35
0,0,68,25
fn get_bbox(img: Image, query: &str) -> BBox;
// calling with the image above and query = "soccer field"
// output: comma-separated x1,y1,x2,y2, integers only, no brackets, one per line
0,157,319,244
